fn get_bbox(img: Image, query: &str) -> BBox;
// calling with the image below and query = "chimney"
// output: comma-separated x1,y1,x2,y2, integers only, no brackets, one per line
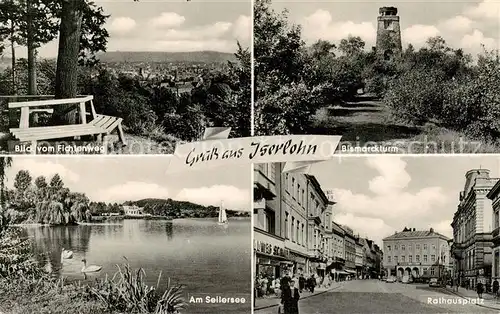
430,228,434,233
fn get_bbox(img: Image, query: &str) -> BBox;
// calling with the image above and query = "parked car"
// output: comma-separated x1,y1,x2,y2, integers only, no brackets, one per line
429,278,440,287
386,276,396,283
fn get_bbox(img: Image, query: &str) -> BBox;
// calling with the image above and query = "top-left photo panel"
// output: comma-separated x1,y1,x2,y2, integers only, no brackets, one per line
0,0,251,155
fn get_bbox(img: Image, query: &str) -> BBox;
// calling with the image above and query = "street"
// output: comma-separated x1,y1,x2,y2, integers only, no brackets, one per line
255,279,497,314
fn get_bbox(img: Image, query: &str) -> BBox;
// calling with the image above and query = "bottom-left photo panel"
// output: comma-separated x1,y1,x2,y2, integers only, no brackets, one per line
0,156,252,314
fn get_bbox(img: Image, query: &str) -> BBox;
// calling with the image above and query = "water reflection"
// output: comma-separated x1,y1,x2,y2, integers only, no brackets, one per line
22,218,251,314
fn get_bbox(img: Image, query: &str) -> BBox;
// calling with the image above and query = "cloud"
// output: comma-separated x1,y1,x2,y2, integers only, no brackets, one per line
301,10,376,46
438,16,473,33
402,24,440,48
334,213,393,245
461,29,498,51
232,15,251,41
175,185,249,210
465,0,500,20
9,158,79,185
158,22,233,41
96,181,169,202
150,12,186,28
329,156,453,245
107,17,136,35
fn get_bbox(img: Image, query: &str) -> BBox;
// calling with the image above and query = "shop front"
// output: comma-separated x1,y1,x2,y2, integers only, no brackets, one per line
288,251,308,276
254,230,290,280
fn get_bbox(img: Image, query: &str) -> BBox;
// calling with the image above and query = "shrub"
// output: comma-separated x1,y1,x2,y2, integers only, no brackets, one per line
89,262,186,314
384,69,447,125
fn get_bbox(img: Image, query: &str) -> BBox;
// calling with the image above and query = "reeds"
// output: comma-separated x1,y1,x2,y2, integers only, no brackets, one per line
89,259,187,314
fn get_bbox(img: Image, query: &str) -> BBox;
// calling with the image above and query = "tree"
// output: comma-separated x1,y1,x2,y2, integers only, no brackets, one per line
0,157,13,209
338,35,365,56
13,170,32,192
426,36,449,53
310,40,336,60
49,173,63,189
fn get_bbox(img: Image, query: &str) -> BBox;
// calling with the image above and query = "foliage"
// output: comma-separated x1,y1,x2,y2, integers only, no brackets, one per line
7,170,92,225
88,261,186,314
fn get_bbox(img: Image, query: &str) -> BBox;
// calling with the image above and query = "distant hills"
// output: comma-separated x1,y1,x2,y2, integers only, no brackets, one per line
97,51,237,64
128,198,249,219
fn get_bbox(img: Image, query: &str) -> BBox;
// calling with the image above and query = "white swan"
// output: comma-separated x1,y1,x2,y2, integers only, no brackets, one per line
81,259,102,273
61,248,73,259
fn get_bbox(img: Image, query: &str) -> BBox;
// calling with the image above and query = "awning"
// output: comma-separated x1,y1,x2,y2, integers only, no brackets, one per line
345,269,356,274
336,271,349,275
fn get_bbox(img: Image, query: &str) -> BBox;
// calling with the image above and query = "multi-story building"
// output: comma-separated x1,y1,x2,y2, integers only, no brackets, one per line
253,163,335,281
487,178,500,285
452,169,497,289
254,163,289,280
355,236,364,278
343,225,357,277
330,222,345,280
383,227,451,281
302,174,334,278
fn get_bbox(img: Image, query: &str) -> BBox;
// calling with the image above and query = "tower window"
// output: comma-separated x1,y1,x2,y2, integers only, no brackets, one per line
384,20,394,30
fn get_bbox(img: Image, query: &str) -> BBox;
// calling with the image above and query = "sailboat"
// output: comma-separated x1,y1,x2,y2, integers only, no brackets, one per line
218,201,228,225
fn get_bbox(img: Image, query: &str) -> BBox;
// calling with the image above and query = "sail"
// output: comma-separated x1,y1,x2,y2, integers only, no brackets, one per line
221,208,228,223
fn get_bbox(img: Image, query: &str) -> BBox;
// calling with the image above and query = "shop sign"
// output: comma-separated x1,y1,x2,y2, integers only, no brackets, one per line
254,240,289,258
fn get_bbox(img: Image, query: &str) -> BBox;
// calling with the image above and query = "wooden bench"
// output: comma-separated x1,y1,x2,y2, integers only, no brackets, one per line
8,95,126,153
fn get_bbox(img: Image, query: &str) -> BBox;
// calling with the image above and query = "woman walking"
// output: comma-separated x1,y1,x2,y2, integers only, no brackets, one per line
477,282,484,299
281,279,300,314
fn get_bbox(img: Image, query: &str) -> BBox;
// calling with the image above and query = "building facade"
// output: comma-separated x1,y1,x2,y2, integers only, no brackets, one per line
375,6,402,58
355,236,364,278
487,178,500,284
383,227,451,281
343,225,357,277
123,205,144,216
452,169,497,289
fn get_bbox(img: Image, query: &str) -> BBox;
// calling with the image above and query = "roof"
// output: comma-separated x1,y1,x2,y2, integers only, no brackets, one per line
383,230,450,241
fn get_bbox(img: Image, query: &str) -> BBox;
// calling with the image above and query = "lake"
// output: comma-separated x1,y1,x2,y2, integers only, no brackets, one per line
20,218,251,314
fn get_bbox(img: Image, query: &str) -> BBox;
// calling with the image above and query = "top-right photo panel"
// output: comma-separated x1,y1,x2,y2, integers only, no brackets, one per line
253,0,500,154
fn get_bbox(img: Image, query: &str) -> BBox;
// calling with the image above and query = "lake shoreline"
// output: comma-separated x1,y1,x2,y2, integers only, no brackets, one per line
11,216,250,227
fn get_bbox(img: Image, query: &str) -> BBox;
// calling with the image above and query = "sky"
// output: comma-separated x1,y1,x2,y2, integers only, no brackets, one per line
307,155,500,246
4,156,251,211
271,0,500,56
24,0,251,57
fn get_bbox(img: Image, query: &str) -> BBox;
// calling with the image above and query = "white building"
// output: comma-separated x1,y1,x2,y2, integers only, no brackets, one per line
123,205,145,216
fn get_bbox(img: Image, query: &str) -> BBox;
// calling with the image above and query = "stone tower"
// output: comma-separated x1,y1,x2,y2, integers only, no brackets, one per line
376,7,402,59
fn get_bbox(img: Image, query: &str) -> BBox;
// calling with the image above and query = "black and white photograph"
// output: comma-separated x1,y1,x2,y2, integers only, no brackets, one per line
0,156,251,314
0,0,251,154
254,0,500,153
253,156,500,313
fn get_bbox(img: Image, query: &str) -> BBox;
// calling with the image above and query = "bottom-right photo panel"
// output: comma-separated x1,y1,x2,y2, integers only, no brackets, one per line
253,156,500,314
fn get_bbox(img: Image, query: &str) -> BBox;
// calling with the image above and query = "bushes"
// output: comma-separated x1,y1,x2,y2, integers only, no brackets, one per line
384,69,447,125
88,262,186,314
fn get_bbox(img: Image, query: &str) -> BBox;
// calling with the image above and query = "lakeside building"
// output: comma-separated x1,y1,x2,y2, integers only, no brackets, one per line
383,227,451,281
452,169,497,289
123,205,145,216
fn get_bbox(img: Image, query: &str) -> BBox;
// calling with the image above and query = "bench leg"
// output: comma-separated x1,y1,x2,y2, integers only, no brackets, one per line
31,140,37,155
117,122,127,146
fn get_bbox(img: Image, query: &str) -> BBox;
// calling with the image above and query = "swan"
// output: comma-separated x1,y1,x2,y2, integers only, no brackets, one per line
61,248,73,259
81,259,102,273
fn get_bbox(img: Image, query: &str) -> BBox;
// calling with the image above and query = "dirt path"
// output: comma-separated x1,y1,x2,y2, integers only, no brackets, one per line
310,96,423,144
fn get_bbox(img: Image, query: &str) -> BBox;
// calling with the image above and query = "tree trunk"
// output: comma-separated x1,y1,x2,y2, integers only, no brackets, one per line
10,22,16,95
53,0,83,123
26,0,36,95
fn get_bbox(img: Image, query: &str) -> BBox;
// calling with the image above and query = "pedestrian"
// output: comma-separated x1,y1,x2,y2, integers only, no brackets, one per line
299,273,305,293
477,282,484,299
493,280,499,299
281,278,300,314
